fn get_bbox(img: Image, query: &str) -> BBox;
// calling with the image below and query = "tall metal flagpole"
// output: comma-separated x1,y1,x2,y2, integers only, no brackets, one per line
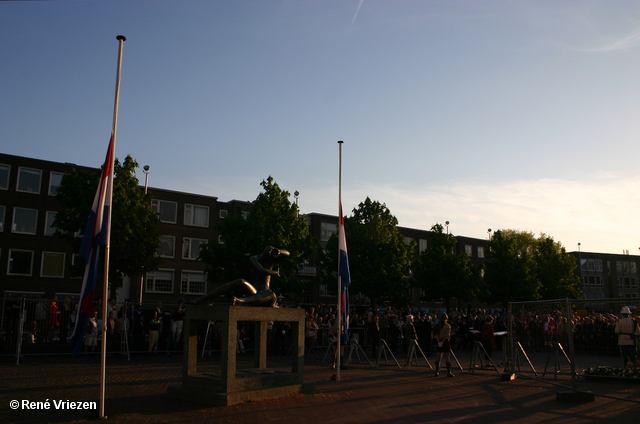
100,34,126,420
337,140,343,381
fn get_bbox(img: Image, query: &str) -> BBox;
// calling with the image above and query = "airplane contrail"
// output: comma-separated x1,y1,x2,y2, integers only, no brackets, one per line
349,0,364,31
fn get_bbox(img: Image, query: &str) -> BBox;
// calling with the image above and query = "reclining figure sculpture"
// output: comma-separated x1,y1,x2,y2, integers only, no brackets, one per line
190,246,289,307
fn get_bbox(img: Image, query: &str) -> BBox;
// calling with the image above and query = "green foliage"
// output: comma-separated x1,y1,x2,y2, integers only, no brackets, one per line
483,230,581,307
318,197,415,307
534,236,582,299
483,230,538,308
199,176,316,298
54,155,162,287
412,223,482,309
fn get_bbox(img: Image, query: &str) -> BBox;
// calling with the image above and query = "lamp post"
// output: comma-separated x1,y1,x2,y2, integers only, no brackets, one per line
294,190,299,217
445,221,450,235
577,243,582,291
143,165,150,194
487,228,492,240
140,165,150,306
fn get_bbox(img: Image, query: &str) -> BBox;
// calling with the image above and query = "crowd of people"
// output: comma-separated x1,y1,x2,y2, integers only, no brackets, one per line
303,304,640,369
0,294,188,355
2,294,639,369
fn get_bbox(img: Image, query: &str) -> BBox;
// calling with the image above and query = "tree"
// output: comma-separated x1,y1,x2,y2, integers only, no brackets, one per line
199,176,316,298
534,235,582,299
318,197,415,307
483,230,539,308
483,230,582,308
412,223,482,310
54,155,162,288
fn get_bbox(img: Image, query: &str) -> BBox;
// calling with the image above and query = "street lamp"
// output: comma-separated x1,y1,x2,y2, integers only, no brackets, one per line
445,221,450,234
140,165,150,306
143,165,150,194
488,228,492,240
294,190,299,217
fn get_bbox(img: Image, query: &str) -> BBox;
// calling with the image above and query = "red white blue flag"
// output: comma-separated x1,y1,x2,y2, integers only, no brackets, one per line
339,203,351,345
71,134,114,357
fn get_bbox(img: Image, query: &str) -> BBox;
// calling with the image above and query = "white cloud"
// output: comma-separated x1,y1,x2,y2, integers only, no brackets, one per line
313,174,640,255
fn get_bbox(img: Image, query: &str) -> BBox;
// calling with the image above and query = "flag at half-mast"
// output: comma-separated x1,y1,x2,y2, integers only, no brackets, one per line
338,202,351,345
71,134,115,357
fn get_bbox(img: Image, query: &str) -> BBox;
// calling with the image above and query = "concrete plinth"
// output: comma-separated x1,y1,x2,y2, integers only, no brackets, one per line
168,305,317,406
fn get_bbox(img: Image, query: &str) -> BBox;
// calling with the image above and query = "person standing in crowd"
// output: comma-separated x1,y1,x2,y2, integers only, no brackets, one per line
236,324,248,354
148,311,161,353
482,316,497,368
172,304,185,346
84,311,99,353
48,296,60,343
403,315,417,354
106,310,119,351
6,295,22,345
117,310,130,353
434,313,454,377
35,296,48,343
305,311,319,352
132,308,146,351
59,297,72,343
369,315,381,355
614,306,640,367
388,315,400,354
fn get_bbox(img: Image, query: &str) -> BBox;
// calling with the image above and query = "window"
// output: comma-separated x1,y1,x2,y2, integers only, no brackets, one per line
181,271,206,294
465,245,472,257
44,211,58,236
0,205,5,232
12,207,38,234
183,237,207,260
8,249,34,275
151,199,177,224
419,239,427,252
0,164,9,190
585,259,603,272
49,172,64,196
219,209,228,219
16,167,42,194
158,235,175,258
41,252,65,278
616,261,636,275
241,211,249,220
321,222,337,242
218,235,224,244
184,204,209,227
478,246,485,258
146,270,174,293
404,237,413,245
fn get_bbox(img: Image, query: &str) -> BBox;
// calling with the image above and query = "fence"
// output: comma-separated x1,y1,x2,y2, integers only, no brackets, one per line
0,295,196,359
0,295,316,361
505,298,640,401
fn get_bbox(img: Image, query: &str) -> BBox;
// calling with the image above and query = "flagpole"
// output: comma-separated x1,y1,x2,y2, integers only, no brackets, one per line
99,34,125,420
337,140,343,381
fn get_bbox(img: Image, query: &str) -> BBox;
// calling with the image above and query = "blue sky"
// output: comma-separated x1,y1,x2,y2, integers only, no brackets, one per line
2,1,640,254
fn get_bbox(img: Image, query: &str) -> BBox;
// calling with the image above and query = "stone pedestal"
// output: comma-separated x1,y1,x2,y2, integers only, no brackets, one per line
168,305,316,406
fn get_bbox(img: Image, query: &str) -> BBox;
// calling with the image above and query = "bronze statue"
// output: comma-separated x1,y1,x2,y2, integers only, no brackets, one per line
191,246,289,307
